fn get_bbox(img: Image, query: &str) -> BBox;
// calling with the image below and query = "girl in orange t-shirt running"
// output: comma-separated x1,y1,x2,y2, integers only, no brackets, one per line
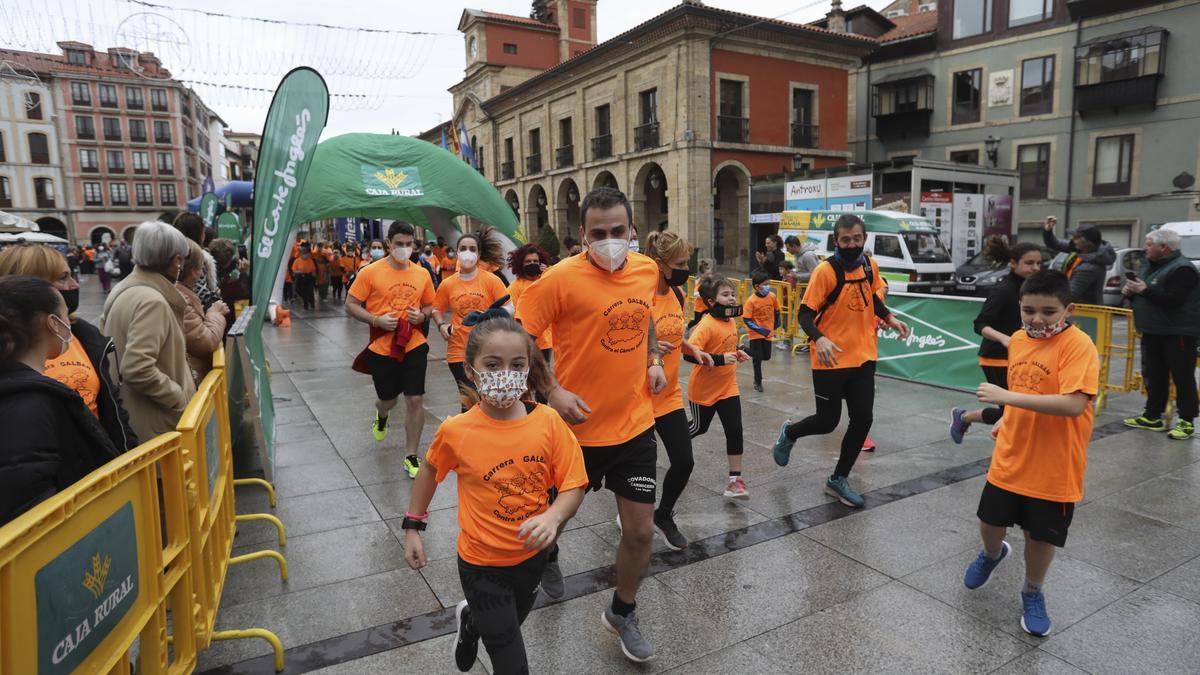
687,274,751,499
402,313,587,674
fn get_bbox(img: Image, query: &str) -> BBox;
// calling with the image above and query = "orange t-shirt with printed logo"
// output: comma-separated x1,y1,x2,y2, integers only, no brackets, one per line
651,288,687,417
348,260,436,355
435,272,509,363
508,277,552,351
988,325,1098,503
515,252,658,446
800,258,887,370
291,257,315,275
744,290,780,341
426,403,588,566
686,313,740,406
44,337,100,417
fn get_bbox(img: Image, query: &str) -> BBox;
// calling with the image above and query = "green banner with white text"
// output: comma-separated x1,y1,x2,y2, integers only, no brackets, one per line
248,67,329,475
876,292,986,391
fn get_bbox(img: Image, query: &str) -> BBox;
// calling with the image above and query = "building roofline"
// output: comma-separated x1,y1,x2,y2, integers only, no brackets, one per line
458,8,560,34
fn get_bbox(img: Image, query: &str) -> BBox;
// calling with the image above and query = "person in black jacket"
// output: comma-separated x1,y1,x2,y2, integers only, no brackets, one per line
950,241,1044,442
0,245,138,452
1042,216,1115,305
0,275,120,526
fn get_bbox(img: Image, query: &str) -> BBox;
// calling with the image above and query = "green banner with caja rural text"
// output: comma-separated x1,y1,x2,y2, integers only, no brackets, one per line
876,292,986,391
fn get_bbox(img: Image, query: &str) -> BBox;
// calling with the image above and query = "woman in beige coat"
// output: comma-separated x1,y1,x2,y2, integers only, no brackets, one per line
177,238,229,383
101,221,196,442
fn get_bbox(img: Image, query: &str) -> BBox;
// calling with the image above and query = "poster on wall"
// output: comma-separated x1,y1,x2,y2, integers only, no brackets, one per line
952,193,985,265
827,174,874,211
989,70,1014,107
784,178,827,211
919,191,954,249
984,194,1013,240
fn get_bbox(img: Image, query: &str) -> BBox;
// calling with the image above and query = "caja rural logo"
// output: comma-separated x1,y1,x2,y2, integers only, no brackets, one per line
362,165,424,197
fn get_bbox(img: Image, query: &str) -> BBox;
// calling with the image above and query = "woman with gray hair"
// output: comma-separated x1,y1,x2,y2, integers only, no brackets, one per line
101,221,197,441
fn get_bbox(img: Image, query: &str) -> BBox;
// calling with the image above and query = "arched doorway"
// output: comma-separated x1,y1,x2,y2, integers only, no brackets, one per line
592,171,618,192
504,189,520,223
555,178,581,243
713,163,751,268
35,216,68,241
89,226,116,246
632,163,667,244
526,185,548,242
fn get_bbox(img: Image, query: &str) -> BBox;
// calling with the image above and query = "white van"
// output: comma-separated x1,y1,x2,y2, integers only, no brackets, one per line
1158,221,1200,268
779,210,957,293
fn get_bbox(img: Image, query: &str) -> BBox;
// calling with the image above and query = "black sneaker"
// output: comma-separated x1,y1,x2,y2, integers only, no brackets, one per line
653,510,688,551
452,600,478,671
753,383,764,392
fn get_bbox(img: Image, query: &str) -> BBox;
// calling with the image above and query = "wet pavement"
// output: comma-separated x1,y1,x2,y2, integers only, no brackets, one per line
78,275,1200,674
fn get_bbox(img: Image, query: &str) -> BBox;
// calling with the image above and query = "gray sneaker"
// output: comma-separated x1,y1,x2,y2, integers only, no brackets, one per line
540,558,564,599
601,606,655,662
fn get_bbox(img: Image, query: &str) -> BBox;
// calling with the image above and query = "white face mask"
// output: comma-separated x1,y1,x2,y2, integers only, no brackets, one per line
470,367,528,409
587,237,631,272
392,246,412,263
629,238,641,253
50,314,72,357
457,250,479,268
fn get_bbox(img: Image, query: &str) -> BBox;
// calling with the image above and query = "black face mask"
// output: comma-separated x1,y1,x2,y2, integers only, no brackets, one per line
709,303,742,319
410,251,422,263
665,267,689,287
522,262,542,278
836,246,865,268
60,288,79,315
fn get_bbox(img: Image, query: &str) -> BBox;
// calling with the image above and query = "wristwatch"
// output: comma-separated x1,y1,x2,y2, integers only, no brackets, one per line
648,357,665,368
400,517,427,531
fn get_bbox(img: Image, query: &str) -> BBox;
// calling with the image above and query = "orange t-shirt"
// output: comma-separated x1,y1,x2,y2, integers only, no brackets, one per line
340,257,358,276
434,271,508,363
329,257,344,278
348,260,436,355
432,245,448,260
744,290,780,341
291,257,315,275
800,259,887,370
988,325,1099,503
686,313,740,406
650,288,687,416
441,255,457,274
426,403,587,566
44,337,100,417
515,252,658,446
508,277,552,351
979,357,1008,367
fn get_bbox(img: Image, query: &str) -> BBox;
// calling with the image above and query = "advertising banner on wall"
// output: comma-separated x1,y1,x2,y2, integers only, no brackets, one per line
984,194,1013,240
826,174,874,211
784,178,826,211
919,191,954,247
952,193,985,265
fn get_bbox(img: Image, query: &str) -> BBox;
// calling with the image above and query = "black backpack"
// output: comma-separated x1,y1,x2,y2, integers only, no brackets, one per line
813,258,874,326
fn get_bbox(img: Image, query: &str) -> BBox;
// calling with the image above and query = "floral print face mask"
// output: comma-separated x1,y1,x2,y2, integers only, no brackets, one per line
470,367,529,409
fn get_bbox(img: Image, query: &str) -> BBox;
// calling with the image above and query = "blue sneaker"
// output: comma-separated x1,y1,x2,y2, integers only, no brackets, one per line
950,407,971,444
963,541,1010,590
773,420,795,466
1020,591,1052,636
824,475,864,508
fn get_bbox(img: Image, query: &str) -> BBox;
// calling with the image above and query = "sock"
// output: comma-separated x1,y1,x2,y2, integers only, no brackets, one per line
1023,579,1043,594
611,592,636,618
983,545,1004,561
729,471,741,479
376,413,388,428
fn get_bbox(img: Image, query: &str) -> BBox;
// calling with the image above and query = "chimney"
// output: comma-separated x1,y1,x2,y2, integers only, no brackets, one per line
826,0,847,33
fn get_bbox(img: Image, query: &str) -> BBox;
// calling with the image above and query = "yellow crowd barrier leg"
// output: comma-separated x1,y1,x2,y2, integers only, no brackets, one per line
230,549,289,580
236,513,287,546
233,478,277,507
211,628,285,672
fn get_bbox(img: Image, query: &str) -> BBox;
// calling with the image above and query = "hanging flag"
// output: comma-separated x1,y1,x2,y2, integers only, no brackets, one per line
447,121,461,159
440,127,448,151
202,173,215,195
458,120,476,168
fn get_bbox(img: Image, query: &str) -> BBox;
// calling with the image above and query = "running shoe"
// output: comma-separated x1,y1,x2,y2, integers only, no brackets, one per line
773,420,795,467
1020,591,1052,637
540,558,564,599
403,454,420,480
653,510,688,551
963,541,1010,590
1168,420,1195,440
601,606,655,662
950,407,971,444
1123,415,1166,431
452,600,479,671
862,437,876,452
371,412,389,442
723,476,750,500
753,383,764,393
824,475,864,508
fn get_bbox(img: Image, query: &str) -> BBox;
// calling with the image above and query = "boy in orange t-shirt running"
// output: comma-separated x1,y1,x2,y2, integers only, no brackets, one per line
963,270,1099,638
743,269,780,392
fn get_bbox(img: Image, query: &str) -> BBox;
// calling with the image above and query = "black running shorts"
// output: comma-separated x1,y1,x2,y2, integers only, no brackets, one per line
365,343,429,401
581,427,657,504
977,481,1075,548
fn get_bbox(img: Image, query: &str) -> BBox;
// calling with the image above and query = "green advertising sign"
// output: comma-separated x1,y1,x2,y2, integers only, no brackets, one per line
249,67,330,476
199,192,219,228
360,164,424,196
36,502,139,674
216,210,241,241
876,293,986,391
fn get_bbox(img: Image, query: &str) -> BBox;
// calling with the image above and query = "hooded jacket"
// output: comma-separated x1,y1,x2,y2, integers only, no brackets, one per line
0,361,120,525
1043,230,1116,305
71,318,138,452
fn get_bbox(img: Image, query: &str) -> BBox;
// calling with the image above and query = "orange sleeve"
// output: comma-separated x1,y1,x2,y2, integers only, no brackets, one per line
488,273,508,304
513,272,559,337
1059,333,1100,397
549,412,588,492
424,424,457,483
689,320,714,354
800,264,833,311
347,266,371,302
434,278,452,313
419,271,436,307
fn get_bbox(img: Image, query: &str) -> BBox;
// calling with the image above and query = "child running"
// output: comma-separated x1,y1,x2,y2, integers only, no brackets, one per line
743,270,780,392
290,243,316,310
964,270,1098,637
687,274,751,499
433,232,509,400
402,311,587,673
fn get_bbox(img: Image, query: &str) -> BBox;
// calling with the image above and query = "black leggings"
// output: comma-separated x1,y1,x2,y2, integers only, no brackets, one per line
785,362,875,478
1142,334,1199,421
294,274,315,309
980,365,1007,426
458,552,546,675
330,276,344,299
688,396,743,455
747,339,772,385
655,408,694,515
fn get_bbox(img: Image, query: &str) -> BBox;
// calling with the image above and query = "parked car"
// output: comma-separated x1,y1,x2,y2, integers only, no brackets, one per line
1050,247,1146,307
952,247,1056,297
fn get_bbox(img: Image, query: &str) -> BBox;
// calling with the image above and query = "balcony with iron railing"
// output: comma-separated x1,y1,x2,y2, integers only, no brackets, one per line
791,123,819,148
591,134,612,160
501,160,514,181
525,153,542,175
634,122,659,151
717,116,749,143
555,145,574,169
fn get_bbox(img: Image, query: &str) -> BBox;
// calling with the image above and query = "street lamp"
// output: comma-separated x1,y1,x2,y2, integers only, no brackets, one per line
567,185,579,202
649,171,662,190
985,135,1001,167
537,192,546,207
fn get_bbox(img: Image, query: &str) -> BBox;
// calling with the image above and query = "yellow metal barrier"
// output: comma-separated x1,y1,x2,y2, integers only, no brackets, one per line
212,347,279,506
0,433,197,675
1070,303,1138,410
176,366,286,671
